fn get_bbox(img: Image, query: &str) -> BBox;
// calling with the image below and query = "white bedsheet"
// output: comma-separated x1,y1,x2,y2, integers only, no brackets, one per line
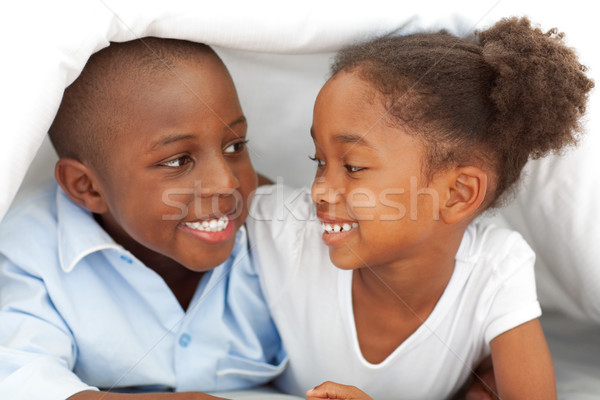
542,312,600,400
2,1,600,398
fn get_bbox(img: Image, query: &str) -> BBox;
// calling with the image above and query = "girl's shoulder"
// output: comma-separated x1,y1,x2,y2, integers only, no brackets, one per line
458,219,535,270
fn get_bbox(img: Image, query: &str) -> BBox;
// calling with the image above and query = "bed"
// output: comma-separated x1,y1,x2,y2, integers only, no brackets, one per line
2,0,599,398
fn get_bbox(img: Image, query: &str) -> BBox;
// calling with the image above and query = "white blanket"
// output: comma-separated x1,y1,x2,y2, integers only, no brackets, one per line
0,0,537,219
2,1,599,398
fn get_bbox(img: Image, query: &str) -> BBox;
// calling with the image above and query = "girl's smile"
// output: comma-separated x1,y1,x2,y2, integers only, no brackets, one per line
310,71,442,270
318,213,360,246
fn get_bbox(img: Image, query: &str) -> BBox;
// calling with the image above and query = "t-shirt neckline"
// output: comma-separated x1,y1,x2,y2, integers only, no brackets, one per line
337,226,475,369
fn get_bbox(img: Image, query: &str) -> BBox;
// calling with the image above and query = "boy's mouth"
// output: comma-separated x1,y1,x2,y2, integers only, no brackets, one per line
180,214,236,245
183,215,229,233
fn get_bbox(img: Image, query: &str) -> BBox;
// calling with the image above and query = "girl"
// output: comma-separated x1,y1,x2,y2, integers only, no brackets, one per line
248,17,593,400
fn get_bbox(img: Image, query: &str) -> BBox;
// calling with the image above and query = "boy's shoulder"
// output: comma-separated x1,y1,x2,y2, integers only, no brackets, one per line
0,182,61,275
0,181,59,241
0,181,115,275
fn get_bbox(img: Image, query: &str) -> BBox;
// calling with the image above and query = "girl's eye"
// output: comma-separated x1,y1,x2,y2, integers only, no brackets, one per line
160,156,191,168
344,164,365,173
308,155,326,167
224,139,249,154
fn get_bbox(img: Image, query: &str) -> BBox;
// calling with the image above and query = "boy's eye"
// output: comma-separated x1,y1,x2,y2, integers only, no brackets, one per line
224,139,249,154
159,156,191,168
344,164,365,173
308,155,326,167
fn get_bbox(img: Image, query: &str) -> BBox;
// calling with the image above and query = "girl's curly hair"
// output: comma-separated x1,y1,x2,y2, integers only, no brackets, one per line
331,17,594,207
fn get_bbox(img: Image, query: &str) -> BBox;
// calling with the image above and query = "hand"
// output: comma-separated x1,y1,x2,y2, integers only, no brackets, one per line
305,381,373,400
68,390,229,400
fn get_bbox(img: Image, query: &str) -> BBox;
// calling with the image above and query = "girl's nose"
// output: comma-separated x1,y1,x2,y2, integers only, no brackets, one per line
311,175,342,205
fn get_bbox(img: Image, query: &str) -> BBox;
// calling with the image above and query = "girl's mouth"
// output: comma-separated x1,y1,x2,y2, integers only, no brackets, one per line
320,221,359,234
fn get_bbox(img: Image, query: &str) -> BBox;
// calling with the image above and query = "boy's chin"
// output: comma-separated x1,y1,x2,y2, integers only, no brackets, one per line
180,241,237,272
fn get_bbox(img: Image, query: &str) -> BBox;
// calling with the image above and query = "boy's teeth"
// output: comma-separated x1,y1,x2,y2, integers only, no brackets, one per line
184,216,229,232
321,221,358,234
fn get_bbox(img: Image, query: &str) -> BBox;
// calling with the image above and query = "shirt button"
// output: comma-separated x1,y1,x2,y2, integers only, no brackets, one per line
120,255,133,264
179,334,191,348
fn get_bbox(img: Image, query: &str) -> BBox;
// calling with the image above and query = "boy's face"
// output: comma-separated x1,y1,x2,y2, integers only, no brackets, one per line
93,57,257,272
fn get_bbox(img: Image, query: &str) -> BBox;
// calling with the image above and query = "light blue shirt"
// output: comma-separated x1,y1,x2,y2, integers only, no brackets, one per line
0,183,286,400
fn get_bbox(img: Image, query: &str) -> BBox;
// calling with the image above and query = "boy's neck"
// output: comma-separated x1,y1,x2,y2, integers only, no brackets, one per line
93,213,204,311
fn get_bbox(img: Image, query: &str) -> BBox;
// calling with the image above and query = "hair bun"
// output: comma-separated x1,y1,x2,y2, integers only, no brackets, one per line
479,17,594,158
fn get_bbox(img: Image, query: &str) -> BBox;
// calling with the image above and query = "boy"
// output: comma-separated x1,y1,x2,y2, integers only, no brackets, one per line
0,38,285,400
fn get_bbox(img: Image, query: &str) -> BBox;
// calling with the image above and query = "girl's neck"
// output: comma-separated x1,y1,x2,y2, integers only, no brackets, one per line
353,226,464,318
350,226,467,364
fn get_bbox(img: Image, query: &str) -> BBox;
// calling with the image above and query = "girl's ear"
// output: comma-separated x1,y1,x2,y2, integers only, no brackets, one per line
54,158,108,214
440,166,488,224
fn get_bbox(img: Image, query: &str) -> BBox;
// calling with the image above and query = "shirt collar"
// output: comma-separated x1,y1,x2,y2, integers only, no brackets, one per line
56,186,122,273
56,186,251,274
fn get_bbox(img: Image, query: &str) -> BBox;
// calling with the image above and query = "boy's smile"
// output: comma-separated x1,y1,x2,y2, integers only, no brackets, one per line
90,54,257,275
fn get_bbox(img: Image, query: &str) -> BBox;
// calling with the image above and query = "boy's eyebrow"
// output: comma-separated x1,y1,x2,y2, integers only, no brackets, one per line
150,116,247,150
151,134,196,150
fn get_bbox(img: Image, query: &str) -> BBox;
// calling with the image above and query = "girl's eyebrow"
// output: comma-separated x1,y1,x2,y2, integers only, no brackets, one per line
333,133,375,150
226,115,247,131
310,128,374,150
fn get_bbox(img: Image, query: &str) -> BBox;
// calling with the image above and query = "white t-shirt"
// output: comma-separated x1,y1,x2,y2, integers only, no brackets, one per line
247,185,542,400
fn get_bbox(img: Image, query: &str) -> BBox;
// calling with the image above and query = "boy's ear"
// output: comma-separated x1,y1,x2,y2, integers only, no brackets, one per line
440,166,488,224
55,158,108,214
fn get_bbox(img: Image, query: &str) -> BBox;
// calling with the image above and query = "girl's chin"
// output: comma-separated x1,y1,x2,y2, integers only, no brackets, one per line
328,250,364,271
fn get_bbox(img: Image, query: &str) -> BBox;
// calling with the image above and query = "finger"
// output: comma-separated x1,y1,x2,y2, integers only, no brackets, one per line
306,381,372,400
306,381,352,399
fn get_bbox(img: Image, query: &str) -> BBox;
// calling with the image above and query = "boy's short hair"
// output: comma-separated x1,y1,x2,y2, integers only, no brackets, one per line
48,38,217,172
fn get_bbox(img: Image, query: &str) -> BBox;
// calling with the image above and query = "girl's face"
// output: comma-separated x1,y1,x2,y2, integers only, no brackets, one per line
310,71,449,270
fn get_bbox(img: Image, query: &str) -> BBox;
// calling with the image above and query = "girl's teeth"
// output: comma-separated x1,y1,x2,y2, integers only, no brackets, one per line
185,216,229,232
321,222,358,234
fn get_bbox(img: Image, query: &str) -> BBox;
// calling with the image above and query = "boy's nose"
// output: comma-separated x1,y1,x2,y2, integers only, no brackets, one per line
196,158,240,197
